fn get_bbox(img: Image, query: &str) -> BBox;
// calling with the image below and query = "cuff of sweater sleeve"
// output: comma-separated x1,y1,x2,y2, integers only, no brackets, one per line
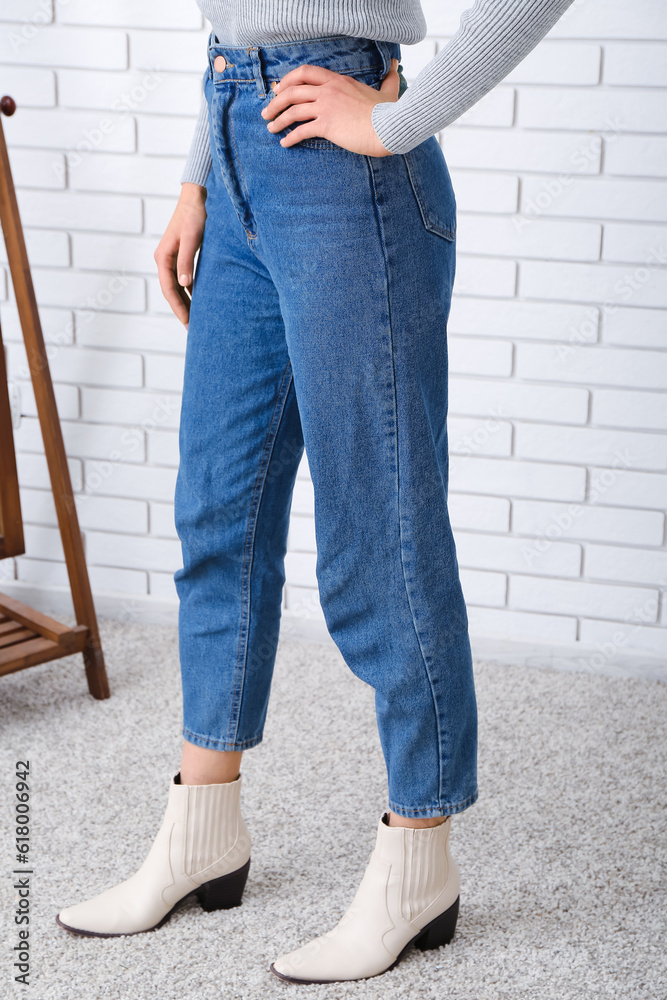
371,100,430,157
180,152,212,188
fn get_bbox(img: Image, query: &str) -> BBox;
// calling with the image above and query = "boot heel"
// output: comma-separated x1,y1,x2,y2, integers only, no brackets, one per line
414,895,459,951
196,858,250,912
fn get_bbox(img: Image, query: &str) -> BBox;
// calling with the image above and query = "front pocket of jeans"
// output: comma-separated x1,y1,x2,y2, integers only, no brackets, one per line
286,128,339,150
278,67,387,150
274,112,338,150
403,137,457,242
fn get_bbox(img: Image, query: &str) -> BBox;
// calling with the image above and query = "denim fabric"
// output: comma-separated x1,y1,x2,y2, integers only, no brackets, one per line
174,33,478,818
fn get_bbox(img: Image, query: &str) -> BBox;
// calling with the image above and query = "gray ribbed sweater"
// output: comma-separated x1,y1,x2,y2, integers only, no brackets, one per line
182,0,575,186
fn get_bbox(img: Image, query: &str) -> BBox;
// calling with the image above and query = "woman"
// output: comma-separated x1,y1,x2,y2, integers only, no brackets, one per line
56,0,575,983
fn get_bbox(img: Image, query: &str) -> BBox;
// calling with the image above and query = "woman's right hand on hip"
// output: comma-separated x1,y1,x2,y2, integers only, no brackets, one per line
154,182,207,329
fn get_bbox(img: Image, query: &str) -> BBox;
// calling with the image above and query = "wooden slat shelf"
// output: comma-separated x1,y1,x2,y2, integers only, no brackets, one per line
0,623,89,676
0,627,37,648
0,592,77,642
0,619,25,637
0,589,90,676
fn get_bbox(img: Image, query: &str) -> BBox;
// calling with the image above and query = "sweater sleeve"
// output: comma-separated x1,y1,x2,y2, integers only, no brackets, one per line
181,94,213,187
370,0,576,155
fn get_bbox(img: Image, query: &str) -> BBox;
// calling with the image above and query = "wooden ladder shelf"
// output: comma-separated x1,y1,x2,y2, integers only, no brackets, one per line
0,95,110,699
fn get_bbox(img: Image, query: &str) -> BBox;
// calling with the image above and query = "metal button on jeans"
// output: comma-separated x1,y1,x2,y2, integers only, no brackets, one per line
213,55,227,72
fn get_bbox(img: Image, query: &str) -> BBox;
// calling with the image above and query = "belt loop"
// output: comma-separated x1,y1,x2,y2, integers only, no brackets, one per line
248,47,267,97
373,40,391,78
207,31,216,78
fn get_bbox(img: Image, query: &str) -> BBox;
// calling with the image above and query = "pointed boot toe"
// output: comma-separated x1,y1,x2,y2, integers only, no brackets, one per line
270,812,459,983
57,883,137,936
56,771,251,937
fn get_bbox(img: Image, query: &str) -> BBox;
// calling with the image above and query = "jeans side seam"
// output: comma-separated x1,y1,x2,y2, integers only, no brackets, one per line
365,153,444,809
227,359,295,745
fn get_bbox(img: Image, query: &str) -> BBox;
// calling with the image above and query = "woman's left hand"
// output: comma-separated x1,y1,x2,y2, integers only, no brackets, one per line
260,58,400,156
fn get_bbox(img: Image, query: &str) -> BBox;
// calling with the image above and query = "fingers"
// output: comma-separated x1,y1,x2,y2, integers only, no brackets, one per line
154,194,206,329
161,270,192,328
274,63,334,93
262,83,321,122
176,228,201,293
155,243,191,328
266,102,318,133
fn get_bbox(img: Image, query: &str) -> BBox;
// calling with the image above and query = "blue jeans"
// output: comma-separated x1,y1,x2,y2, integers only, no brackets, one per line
173,32,478,818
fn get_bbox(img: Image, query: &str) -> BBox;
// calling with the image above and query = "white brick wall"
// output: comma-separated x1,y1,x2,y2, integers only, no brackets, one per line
1,1,665,660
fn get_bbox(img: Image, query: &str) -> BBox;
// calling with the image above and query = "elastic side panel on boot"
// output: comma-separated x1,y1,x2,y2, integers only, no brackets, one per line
400,825,449,923
183,781,240,877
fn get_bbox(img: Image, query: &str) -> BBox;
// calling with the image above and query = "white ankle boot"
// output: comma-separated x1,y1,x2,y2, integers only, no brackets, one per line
270,812,459,983
56,771,251,937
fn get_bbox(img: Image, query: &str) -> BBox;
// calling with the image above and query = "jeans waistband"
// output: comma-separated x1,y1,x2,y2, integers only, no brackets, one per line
206,32,401,95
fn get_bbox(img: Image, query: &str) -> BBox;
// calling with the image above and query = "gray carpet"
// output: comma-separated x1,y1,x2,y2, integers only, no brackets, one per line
0,617,665,1000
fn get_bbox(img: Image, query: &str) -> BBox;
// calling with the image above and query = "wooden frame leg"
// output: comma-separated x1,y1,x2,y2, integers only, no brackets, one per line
0,98,110,699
